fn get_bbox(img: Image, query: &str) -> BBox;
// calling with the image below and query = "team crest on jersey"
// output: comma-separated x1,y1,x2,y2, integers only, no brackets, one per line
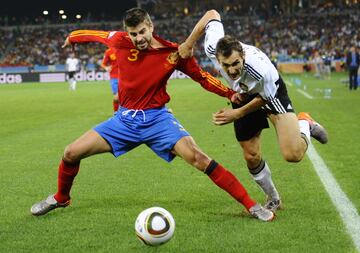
110,53,116,61
166,52,179,65
239,83,248,92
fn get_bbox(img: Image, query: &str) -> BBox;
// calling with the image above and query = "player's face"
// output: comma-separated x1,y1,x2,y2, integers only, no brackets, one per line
217,50,244,80
127,22,154,50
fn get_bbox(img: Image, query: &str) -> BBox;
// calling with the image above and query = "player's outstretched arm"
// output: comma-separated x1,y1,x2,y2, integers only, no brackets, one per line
178,10,221,59
66,30,112,47
177,56,235,100
213,96,267,125
62,37,77,53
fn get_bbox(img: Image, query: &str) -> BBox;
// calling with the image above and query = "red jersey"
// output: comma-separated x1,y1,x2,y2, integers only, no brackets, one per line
69,30,235,110
102,48,119,79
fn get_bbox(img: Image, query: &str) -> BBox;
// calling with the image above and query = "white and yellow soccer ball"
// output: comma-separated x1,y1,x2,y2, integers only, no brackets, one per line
135,207,175,246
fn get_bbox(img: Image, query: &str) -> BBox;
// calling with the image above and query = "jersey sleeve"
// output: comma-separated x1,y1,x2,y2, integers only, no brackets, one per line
177,56,235,100
246,66,278,101
262,69,279,100
204,20,224,60
68,30,118,47
244,45,280,101
204,20,225,73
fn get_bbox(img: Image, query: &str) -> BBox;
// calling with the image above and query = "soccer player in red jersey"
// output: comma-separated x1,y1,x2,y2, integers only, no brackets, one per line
30,8,274,221
101,48,120,112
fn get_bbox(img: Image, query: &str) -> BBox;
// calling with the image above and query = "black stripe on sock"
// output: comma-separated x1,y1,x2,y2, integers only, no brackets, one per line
204,160,219,175
248,159,265,175
62,158,80,167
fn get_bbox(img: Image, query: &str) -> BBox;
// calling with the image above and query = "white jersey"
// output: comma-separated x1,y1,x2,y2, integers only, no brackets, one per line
66,57,80,72
204,21,279,101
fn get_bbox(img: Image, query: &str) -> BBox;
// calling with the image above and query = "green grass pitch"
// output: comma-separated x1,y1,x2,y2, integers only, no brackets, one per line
0,72,359,252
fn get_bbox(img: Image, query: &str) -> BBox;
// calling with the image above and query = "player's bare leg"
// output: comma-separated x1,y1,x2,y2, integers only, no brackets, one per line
270,111,328,158
31,130,111,216
240,133,281,212
172,136,275,221
62,130,112,162
269,113,308,163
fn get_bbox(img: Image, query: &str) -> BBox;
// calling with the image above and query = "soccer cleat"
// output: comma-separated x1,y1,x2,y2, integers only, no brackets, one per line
249,203,275,222
264,197,282,212
30,194,70,216
297,112,328,144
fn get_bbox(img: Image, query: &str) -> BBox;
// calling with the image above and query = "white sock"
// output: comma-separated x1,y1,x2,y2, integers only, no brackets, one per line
71,79,76,90
298,119,311,143
250,161,280,200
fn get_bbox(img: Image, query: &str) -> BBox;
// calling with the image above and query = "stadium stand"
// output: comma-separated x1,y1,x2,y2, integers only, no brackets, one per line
0,0,358,73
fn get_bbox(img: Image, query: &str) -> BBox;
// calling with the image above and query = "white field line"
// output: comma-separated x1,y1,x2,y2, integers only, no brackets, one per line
296,89,314,99
307,144,360,252
286,80,314,99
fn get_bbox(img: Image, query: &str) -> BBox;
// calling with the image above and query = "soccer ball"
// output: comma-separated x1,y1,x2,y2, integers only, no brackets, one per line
135,207,175,246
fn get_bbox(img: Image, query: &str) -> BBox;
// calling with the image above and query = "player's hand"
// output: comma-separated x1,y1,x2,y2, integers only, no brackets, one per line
178,42,193,58
62,37,75,51
62,37,71,48
212,108,241,125
105,66,112,72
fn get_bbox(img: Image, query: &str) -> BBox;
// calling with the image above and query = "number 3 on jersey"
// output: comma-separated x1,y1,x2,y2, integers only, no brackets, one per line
128,49,139,61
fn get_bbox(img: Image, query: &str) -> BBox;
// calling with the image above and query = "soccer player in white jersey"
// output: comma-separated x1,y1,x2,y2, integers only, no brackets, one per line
66,53,80,90
179,10,328,212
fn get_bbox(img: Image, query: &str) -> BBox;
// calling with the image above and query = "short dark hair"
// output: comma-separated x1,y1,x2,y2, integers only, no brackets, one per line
215,35,244,59
123,8,152,29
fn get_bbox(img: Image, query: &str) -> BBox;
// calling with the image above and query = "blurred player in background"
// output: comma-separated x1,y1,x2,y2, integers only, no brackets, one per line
179,10,328,212
66,52,80,91
346,46,360,90
30,8,274,221
101,48,120,112
313,51,324,79
322,53,332,80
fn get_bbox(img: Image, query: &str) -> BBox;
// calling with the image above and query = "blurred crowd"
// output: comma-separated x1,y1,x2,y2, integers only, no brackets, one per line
0,2,359,70
0,25,108,68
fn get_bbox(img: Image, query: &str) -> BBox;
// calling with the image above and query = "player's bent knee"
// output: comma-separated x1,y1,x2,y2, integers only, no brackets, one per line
282,149,303,163
174,136,211,171
243,152,261,167
63,145,81,163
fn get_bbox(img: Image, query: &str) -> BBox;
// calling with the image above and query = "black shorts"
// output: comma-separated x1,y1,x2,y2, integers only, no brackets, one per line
232,76,294,141
232,102,269,141
68,71,76,78
263,77,295,114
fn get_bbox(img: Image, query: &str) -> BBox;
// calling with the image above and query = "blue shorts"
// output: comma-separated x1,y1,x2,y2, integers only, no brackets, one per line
110,78,118,95
94,107,190,162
